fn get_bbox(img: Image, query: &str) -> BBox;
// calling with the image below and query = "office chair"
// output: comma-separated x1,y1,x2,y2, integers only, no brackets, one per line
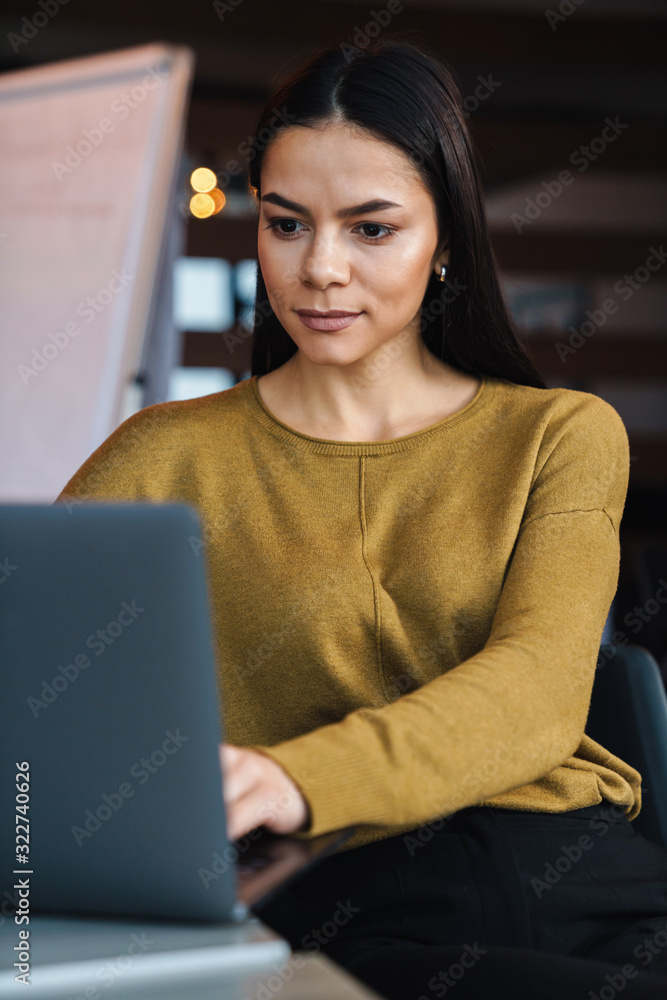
618,543,667,680
586,644,667,849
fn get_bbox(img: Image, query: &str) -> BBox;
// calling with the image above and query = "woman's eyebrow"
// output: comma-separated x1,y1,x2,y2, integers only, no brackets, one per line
261,192,403,218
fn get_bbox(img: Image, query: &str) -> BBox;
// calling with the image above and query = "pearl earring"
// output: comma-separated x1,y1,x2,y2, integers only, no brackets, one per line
438,264,447,282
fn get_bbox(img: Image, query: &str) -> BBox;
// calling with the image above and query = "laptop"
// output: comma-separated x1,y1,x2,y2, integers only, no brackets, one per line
0,502,353,989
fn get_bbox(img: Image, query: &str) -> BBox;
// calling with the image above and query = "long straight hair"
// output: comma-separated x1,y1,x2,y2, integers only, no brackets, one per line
246,33,546,389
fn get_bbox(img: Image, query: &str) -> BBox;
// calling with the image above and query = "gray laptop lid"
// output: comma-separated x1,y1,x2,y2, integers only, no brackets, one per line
0,502,349,924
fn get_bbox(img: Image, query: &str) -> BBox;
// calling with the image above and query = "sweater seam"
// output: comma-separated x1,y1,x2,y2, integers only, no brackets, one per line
520,506,615,532
359,456,390,700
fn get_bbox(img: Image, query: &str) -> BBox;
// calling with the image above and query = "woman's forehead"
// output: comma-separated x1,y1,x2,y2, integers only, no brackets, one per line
268,123,416,165
261,126,428,198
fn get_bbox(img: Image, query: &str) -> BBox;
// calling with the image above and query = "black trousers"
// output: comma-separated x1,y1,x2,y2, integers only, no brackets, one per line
254,803,667,999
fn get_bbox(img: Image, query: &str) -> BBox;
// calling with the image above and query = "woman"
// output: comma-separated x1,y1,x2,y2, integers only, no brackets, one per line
57,35,667,999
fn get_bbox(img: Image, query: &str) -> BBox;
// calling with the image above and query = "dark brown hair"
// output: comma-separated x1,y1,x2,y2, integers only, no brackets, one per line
246,33,545,389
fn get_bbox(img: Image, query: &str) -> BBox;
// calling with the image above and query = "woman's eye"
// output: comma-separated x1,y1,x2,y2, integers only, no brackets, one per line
265,218,395,241
357,222,394,240
266,219,305,237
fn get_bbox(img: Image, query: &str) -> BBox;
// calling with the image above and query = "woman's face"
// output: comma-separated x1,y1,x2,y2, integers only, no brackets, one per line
257,121,447,371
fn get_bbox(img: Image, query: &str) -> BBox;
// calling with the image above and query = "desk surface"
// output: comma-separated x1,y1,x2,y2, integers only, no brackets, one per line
90,952,384,999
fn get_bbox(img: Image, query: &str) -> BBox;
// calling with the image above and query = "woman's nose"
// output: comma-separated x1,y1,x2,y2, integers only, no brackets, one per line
300,236,350,287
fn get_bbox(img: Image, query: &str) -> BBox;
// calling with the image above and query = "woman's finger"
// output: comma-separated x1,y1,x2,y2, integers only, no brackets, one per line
219,743,260,806
225,787,264,841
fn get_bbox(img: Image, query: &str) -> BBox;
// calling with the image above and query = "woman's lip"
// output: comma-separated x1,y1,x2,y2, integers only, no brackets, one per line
296,312,362,332
296,310,360,316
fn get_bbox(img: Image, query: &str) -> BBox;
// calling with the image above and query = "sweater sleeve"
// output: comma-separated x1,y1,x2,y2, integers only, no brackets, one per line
250,394,631,838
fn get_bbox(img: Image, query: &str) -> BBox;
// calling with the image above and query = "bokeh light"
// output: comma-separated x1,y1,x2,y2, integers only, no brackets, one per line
190,167,217,193
209,188,225,214
189,192,215,218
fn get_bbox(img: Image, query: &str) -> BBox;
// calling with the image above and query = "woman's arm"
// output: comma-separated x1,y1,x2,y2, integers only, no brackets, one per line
247,395,632,838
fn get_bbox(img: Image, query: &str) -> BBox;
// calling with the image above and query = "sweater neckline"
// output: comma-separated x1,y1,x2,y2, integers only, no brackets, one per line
242,372,489,455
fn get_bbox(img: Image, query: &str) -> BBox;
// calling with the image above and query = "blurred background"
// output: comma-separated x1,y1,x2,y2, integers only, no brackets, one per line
1,0,666,671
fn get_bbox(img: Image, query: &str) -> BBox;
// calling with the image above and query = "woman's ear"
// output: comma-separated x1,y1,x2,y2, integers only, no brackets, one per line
433,234,450,278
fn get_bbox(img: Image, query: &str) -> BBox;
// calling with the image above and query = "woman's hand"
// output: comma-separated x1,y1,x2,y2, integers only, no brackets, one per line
219,743,311,841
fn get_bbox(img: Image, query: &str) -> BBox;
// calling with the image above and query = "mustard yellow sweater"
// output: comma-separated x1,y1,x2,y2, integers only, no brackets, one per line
55,373,642,853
